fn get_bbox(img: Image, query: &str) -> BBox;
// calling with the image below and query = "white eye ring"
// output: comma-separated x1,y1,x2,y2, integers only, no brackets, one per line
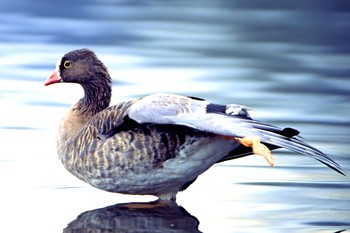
63,60,72,68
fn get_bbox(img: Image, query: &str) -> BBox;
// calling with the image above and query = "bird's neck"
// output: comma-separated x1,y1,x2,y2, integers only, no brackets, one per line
78,80,112,116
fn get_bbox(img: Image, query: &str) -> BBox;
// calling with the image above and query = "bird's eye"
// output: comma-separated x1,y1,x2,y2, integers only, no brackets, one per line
63,60,72,68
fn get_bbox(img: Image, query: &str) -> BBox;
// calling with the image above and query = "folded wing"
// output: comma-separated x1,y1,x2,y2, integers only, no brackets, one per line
126,93,344,175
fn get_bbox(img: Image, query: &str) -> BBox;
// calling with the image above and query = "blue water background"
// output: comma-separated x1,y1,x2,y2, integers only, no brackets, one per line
0,1,349,232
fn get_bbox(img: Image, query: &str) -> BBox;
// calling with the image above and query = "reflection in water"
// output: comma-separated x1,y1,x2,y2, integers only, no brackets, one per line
63,200,202,233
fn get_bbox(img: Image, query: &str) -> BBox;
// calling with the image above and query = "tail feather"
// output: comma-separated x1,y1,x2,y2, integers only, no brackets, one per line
223,119,345,175
266,133,345,175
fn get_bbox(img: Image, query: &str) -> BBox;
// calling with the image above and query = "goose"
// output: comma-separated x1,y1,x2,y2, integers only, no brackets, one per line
44,48,344,200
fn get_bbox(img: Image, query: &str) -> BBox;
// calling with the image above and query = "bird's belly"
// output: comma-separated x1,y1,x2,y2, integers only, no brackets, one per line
83,138,238,196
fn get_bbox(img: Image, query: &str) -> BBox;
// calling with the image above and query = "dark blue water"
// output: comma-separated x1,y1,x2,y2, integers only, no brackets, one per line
0,1,349,232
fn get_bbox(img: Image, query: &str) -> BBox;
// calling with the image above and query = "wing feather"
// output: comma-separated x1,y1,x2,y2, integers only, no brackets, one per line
126,93,344,175
245,120,344,174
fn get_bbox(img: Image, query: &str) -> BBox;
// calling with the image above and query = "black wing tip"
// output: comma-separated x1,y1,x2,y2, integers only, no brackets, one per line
206,103,227,115
320,160,347,176
254,124,347,176
282,127,300,137
187,96,206,101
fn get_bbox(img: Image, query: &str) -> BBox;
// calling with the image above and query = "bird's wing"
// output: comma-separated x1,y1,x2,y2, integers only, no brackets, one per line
126,93,255,137
126,93,344,175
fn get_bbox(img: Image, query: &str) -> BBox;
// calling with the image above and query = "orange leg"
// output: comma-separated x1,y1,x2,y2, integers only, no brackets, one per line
236,137,274,167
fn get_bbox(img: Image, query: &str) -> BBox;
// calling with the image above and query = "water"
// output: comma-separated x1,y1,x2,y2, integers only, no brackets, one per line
0,1,349,232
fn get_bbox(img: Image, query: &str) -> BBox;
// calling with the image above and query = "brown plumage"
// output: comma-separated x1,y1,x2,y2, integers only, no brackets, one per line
45,49,344,200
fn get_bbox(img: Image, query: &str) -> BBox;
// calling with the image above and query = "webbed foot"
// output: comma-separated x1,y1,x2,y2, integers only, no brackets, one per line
236,137,274,167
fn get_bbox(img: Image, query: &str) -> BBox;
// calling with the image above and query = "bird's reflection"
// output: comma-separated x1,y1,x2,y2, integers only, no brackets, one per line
63,200,202,233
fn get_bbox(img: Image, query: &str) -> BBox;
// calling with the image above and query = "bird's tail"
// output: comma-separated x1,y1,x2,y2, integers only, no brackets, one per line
220,120,345,176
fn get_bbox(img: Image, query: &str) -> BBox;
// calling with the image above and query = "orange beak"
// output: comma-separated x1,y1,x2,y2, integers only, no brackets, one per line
44,69,62,86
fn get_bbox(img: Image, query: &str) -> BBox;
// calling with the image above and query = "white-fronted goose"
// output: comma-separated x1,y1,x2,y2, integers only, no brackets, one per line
44,49,344,200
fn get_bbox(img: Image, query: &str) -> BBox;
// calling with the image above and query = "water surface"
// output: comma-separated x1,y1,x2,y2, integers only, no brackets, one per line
0,1,349,232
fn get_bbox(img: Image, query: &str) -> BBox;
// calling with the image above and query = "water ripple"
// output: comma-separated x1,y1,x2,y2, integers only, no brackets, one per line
239,181,350,189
